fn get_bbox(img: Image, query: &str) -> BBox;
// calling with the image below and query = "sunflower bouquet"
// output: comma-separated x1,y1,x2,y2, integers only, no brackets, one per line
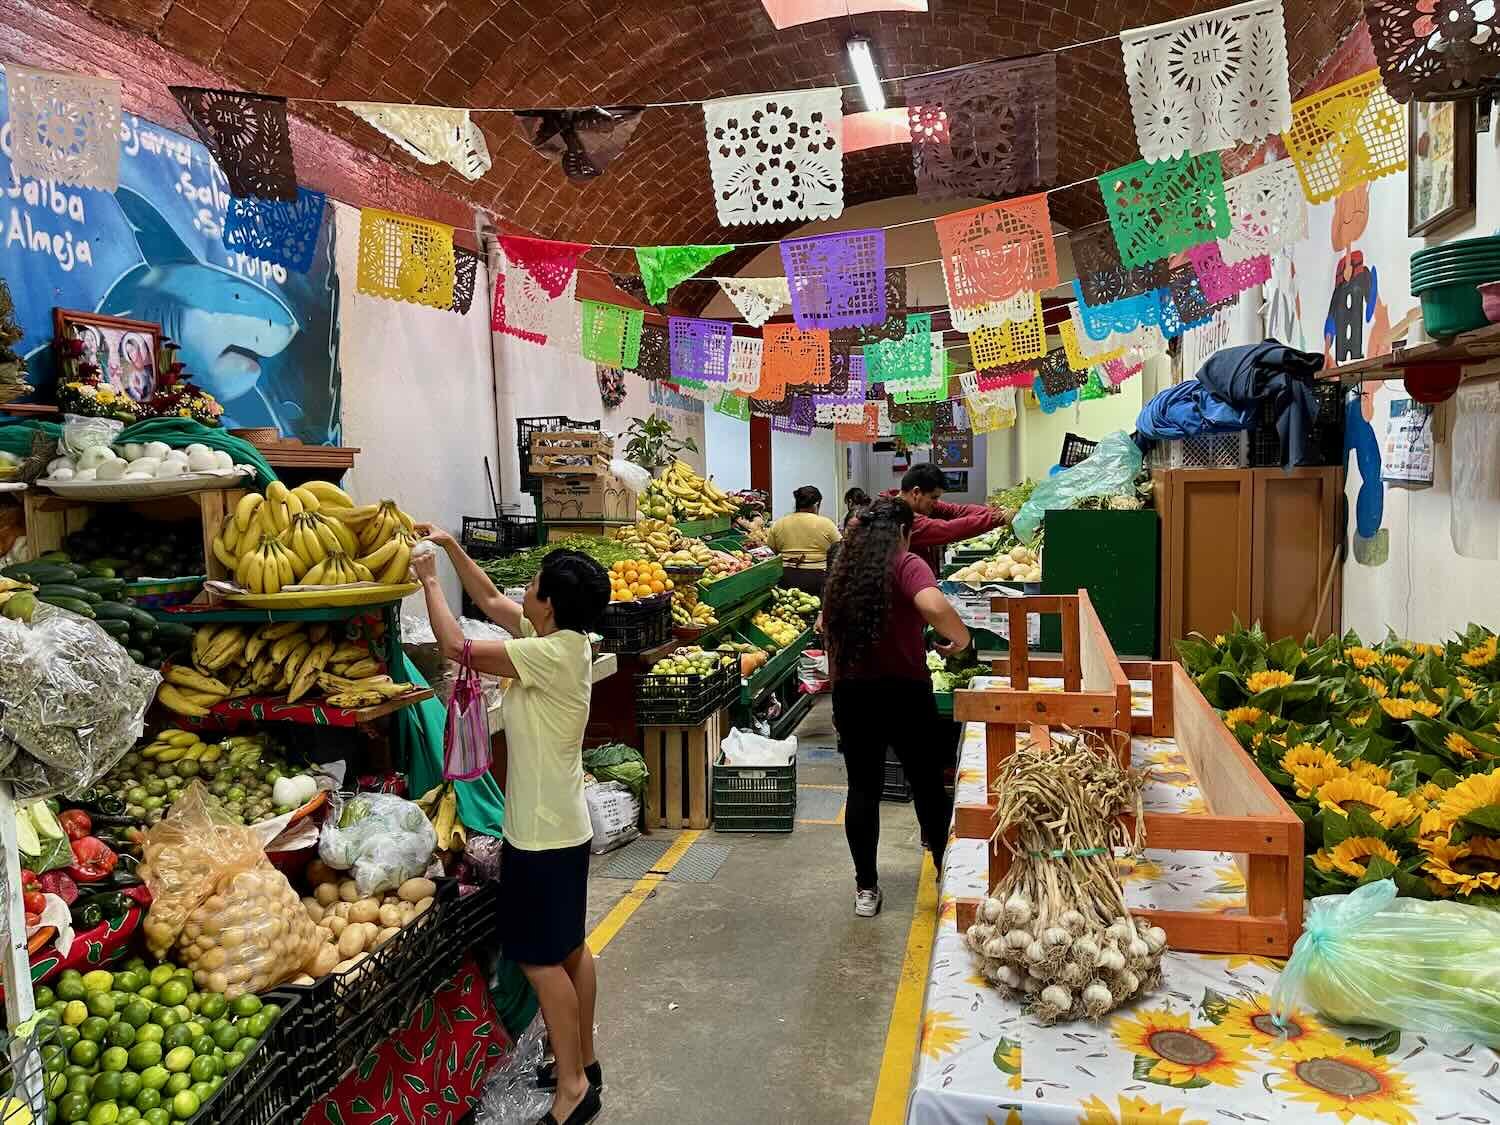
1181,622,1500,905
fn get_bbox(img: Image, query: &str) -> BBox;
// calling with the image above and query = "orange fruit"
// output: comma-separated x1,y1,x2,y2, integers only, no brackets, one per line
650,580,665,593
665,579,674,591
618,589,634,601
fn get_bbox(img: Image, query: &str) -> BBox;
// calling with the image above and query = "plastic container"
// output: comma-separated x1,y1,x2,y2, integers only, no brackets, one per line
597,593,672,654
712,756,796,832
698,556,784,609
124,575,205,608
1058,431,1099,468
1249,381,1345,468
1148,430,1250,470
1481,281,1500,324
190,992,302,1125
637,659,739,725
1415,279,1492,338
517,416,600,493
461,514,541,560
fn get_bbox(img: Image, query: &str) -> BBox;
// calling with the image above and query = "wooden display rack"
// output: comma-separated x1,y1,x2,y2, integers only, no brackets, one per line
642,709,724,830
952,592,1304,957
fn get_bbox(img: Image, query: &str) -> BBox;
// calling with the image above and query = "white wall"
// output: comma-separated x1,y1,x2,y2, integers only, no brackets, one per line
1287,102,1500,641
703,405,751,494
770,425,838,518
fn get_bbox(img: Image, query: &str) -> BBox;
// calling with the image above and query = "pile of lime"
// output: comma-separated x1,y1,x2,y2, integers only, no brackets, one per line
29,962,280,1124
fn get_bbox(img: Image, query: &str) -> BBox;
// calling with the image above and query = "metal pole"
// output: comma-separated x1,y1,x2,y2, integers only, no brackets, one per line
1,779,42,1113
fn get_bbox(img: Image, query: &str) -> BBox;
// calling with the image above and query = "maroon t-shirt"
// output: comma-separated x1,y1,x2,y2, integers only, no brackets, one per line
839,551,938,682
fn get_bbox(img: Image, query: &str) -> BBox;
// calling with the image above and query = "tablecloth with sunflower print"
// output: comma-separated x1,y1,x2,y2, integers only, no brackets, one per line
909,718,1493,1125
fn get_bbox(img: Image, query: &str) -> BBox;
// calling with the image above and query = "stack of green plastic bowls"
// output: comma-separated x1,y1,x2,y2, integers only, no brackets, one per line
1410,235,1500,337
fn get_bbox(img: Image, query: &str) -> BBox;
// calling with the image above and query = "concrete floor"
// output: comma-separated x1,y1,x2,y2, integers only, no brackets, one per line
583,698,928,1124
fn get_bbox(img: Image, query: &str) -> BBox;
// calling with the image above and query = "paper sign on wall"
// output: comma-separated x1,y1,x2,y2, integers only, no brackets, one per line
1383,398,1434,485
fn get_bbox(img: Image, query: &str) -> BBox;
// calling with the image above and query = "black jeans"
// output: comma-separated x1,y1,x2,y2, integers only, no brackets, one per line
832,678,954,891
779,565,826,596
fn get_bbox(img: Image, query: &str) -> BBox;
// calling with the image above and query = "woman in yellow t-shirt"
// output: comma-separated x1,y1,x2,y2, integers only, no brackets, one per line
767,485,841,596
414,527,611,1125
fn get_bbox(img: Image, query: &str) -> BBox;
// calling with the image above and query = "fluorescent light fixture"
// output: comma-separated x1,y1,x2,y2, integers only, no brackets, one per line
846,35,887,113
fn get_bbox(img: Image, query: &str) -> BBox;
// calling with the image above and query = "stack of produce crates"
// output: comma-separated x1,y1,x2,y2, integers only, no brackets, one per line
461,513,540,560
516,416,600,493
597,592,672,654
637,659,739,725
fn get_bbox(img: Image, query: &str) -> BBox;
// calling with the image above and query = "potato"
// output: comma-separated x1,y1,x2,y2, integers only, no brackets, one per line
306,860,339,886
307,943,340,978
349,899,381,925
291,974,315,986
338,879,360,903
313,883,340,907
330,901,352,919
378,903,403,928
398,878,436,904
338,924,367,959
399,902,416,923
375,926,399,949
326,916,347,937
302,897,324,923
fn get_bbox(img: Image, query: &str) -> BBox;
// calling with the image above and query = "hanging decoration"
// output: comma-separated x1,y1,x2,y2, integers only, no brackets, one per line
1070,221,1170,308
716,276,791,326
1281,68,1407,204
779,229,887,330
905,53,1059,199
895,419,933,445
829,268,910,346
888,395,936,421
1104,355,1145,386
967,387,1018,433
1120,0,1291,161
340,102,491,180
835,401,882,443
933,399,968,434
976,363,1039,390
815,355,868,423
865,314,933,384
1036,347,1085,397
610,272,661,309
628,323,671,380
580,300,645,368
1220,158,1308,263
1033,373,1079,413
728,335,764,393
934,193,1058,315
771,395,817,435
8,67,122,191
1072,279,1167,341
513,106,645,181
715,389,752,421
750,390,793,414
170,87,298,201
596,365,627,409
1365,0,1500,101
356,208,456,309
1067,298,1168,357
1078,368,1112,400
636,244,738,304
1058,320,1124,371
1099,152,1230,268
450,249,480,315
1169,260,1231,326
493,235,588,344
1186,240,1271,303
967,293,1047,370
947,291,1037,333
890,338,949,402
669,317,734,382
222,187,326,273
762,322,832,390
702,87,844,226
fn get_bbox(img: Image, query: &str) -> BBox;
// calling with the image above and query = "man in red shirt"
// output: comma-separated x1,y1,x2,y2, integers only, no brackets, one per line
881,463,1009,573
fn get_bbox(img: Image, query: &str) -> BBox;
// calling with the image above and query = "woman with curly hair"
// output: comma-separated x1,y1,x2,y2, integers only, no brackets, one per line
822,497,970,916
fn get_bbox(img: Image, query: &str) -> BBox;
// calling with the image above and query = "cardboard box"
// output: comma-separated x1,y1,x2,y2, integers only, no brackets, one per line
540,473,636,521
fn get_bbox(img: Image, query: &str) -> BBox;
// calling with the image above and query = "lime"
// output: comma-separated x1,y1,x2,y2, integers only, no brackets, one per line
43,1043,68,1073
222,1051,244,1071
56,977,86,1003
152,1009,177,1030
188,1082,213,1104
242,1013,270,1040
148,967,174,988
259,1003,281,1025
189,1036,214,1059
116,1110,139,1125
79,1017,109,1043
81,970,114,993
66,1073,91,1097
127,1042,162,1071
47,1071,69,1099
57,1027,81,1051
196,995,225,1022
64,1064,88,1082
35,985,56,1008
113,971,142,994
180,1023,204,1042
47,1105,59,1125
106,1022,135,1049
117,1073,141,1104
58,1093,90,1123
163,1046,194,1074
134,1089,160,1113
162,1026,192,1052
138,1066,169,1093
121,1001,151,1030
187,1056,215,1084
68,1040,99,1068
211,1025,238,1052
136,986,158,1005
100,1046,129,1073
163,1074,189,1098
183,994,200,1015
169,1006,191,1026
125,957,147,973
86,1104,119,1125
85,992,114,1019
232,1038,258,1057
227,994,261,1018
133,1025,163,1046
62,1001,88,1027
91,1072,122,1102
157,981,187,1008
144,1110,170,1125
51,1001,69,1023
169,1091,199,1122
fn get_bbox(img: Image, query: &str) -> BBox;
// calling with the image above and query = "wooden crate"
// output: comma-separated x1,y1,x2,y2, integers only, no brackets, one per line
528,431,614,477
642,710,723,830
952,593,1304,957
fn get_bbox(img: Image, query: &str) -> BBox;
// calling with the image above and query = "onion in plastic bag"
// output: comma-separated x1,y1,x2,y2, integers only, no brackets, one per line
319,792,438,897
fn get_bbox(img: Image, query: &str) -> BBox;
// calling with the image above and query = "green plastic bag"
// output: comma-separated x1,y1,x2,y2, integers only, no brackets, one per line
1273,880,1500,1046
1011,431,1142,541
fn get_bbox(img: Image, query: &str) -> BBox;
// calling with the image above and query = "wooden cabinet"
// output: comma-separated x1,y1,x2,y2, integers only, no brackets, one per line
1156,467,1341,655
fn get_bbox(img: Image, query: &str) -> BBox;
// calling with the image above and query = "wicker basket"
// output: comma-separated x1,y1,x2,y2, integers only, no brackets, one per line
230,427,280,445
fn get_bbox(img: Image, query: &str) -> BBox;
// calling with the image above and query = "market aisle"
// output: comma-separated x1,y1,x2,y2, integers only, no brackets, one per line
582,699,930,1123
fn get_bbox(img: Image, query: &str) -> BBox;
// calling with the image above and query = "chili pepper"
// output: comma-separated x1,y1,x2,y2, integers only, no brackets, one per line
22,890,45,915
58,809,92,842
74,892,131,928
67,836,117,883
72,901,102,930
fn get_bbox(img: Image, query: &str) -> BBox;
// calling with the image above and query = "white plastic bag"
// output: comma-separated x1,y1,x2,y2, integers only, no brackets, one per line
721,727,796,766
610,458,651,496
585,781,640,855
318,791,438,897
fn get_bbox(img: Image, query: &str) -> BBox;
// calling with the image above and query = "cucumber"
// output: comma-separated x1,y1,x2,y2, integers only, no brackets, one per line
37,584,102,605
126,648,145,664
121,605,157,630
4,563,80,584
92,602,136,623
152,621,195,643
97,619,131,639
39,595,95,618
86,563,117,579
90,558,129,571
38,550,72,563
75,577,127,597
130,624,156,645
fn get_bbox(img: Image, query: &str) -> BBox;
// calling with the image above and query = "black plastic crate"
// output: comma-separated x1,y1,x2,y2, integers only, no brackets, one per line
713,758,796,832
598,593,672,654
1249,382,1346,468
517,415,600,493
637,660,739,725
447,881,501,957
190,992,301,1125
1059,431,1099,468
462,513,540,560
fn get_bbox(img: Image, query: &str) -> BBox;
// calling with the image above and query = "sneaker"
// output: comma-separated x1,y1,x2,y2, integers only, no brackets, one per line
855,887,883,917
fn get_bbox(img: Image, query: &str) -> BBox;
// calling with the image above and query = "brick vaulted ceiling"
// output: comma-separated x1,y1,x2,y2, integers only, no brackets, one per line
55,0,1360,255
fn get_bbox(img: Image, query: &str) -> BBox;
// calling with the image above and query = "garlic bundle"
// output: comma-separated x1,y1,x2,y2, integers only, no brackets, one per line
965,728,1169,1024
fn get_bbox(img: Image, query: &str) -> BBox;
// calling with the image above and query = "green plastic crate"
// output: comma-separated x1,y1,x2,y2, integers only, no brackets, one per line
739,621,812,703
677,515,731,538
935,691,953,716
712,758,795,832
698,556,784,609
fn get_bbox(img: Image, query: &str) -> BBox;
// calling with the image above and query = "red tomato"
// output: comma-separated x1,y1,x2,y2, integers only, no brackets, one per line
67,836,117,882
22,890,46,915
58,809,92,841
20,869,39,891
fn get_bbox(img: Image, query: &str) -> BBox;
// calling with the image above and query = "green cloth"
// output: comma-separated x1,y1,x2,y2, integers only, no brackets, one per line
117,419,279,487
0,419,62,458
490,956,539,1037
395,653,506,838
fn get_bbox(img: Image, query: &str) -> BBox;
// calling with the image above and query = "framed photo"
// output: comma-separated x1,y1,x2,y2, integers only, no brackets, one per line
53,309,160,403
1408,98,1475,236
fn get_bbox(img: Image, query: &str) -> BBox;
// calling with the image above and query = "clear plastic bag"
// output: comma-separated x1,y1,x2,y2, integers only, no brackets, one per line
1450,379,1500,559
319,791,438,897
0,603,159,799
1011,431,1143,541
138,783,322,997
61,413,124,457
475,1012,552,1125
1274,880,1500,1046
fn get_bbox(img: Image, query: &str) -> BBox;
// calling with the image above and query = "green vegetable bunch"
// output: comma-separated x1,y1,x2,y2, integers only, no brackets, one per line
582,743,650,802
477,536,646,588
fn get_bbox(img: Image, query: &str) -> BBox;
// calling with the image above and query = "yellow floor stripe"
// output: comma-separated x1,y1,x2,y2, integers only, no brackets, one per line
587,829,701,955
868,854,939,1125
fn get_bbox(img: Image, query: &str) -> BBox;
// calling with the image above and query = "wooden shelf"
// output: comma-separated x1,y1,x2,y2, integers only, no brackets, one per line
258,444,360,470
173,687,434,729
1325,321,1500,382
0,402,59,417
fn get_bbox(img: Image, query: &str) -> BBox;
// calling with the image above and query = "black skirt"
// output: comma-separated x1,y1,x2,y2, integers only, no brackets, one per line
498,839,592,965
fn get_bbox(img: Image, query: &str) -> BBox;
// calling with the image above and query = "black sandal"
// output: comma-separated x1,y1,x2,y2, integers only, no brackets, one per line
535,1084,602,1125
535,1060,602,1092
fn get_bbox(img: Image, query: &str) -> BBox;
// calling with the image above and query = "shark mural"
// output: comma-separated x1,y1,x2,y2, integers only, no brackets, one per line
0,70,340,442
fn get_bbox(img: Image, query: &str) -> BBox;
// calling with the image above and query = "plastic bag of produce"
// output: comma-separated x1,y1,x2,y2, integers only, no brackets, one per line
1274,879,1500,1046
610,458,651,496
721,727,796,766
137,782,322,997
319,791,438,897
0,603,159,799
1011,431,1142,541
585,781,640,855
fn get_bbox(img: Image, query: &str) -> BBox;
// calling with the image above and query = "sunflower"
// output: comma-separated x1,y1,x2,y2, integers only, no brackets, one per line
1382,653,1412,673
1281,744,1335,773
1289,759,1349,799
1359,676,1389,697
1217,993,1343,1060
919,1009,968,1060
1224,706,1265,729
1274,1044,1418,1124
1115,854,1166,884
1113,1009,1250,1088
1246,669,1294,693
1077,1094,1208,1125
1424,837,1500,895
1347,709,1373,727
1413,642,1445,658
1315,777,1418,828
1347,760,1393,788
1445,732,1480,760
1417,781,1447,804
1462,634,1499,668
1312,837,1401,878
1435,769,1500,831
1213,634,1226,645
1378,697,1440,720
992,1038,1022,1091
1345,646,1381,670
1398,681,1423,697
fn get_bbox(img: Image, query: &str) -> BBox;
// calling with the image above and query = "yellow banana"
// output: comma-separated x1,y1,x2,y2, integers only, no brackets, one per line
333,503,379,526
284,487,304,520
260,621,303,641
166,666,231,696
341,658,382,679
234,492,264,534
191,624,218,666
158,684,211,717
220,513,241,553
270,630,308,663
329,517,359,555
259,544,282,594
310,515,347,558
307,623,330,644
212,534,238,572
377,540,411,585
266,480,289,505
356,537,400,573
302,558,328,586
350,559,373,583
163,730,200,746
237,547,264,594
301,480,354,508
290,485,320,514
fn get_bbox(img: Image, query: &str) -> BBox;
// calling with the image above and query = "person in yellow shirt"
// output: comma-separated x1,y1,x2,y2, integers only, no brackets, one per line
413,527,610,1125
767,485,841,596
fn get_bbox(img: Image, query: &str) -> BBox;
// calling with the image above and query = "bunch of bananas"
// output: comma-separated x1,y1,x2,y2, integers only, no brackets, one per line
672,598,718,628
610,518,681,560
137,729,221,763
642,461,736,521
660,541,718,569
316,671,418,709
160,622,385,714
415,783,467,852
